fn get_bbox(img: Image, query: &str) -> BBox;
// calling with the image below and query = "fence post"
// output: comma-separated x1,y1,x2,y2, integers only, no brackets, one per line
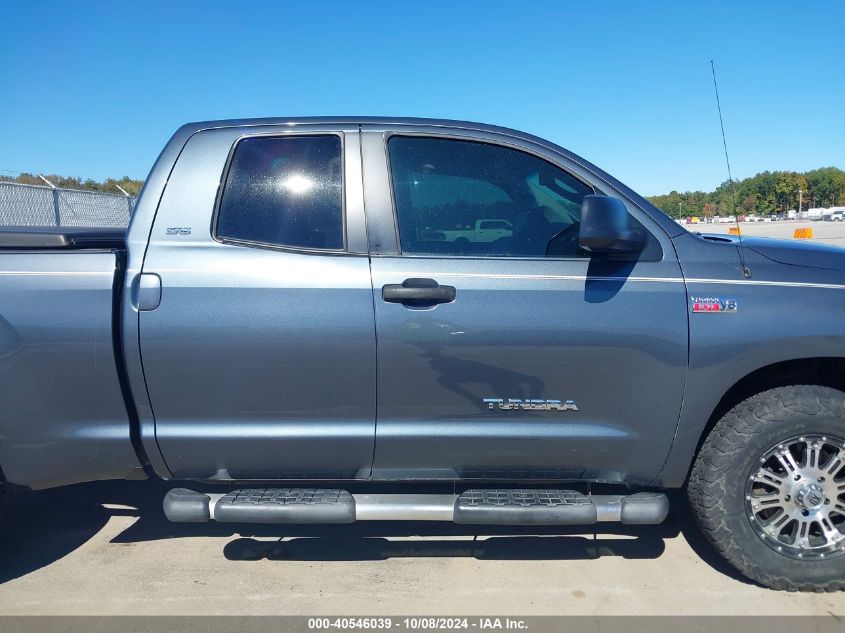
38,174,61,226
52,188,61,226
126,195,132,217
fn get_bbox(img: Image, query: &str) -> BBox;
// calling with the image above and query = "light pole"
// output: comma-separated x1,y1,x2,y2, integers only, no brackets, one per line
798,189,803,214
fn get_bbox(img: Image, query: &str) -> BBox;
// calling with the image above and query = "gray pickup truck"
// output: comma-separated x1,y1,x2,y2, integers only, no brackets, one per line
1,118,843,591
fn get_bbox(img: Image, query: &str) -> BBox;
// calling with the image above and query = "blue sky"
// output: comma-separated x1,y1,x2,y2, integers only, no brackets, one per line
1,0,842,195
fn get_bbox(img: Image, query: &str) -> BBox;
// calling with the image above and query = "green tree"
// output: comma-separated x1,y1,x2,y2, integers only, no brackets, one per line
0,173,144,195
648,167,844,216
805,167,845,208
773,172,808,212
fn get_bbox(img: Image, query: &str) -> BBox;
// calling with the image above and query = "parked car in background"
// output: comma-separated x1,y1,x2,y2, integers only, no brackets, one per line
442,218,513,243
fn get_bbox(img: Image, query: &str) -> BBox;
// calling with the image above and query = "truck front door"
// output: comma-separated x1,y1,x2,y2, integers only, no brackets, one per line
363,128,689,485
139,126,376,480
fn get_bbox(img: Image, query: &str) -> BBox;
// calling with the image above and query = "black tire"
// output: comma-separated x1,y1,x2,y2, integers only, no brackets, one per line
688,385,845,591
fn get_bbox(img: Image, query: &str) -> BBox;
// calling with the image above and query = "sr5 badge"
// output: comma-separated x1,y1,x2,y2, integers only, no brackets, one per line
691,296,738,313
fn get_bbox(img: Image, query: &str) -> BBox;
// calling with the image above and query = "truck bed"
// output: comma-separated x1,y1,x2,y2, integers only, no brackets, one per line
0,244,142,489
0,226,125,250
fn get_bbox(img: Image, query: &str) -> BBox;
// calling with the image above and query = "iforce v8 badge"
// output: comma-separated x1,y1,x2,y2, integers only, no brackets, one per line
691,296,738,313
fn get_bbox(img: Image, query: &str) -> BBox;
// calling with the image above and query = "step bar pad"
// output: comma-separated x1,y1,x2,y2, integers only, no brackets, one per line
454,489,597,525
214,488,355,524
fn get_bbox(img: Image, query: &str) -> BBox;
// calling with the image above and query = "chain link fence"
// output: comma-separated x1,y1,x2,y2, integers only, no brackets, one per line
0,181,137,228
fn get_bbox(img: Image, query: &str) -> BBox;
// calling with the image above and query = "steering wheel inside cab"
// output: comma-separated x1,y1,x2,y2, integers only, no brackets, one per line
544,223,582,258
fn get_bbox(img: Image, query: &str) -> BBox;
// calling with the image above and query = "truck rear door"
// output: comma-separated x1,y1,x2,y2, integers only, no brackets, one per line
138,125,376,480
362,125,689,485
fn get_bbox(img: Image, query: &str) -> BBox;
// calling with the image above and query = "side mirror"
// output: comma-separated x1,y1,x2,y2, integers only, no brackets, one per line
579,195,646,254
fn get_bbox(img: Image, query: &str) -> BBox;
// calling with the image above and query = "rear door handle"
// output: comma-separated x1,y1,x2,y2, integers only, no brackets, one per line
382,278,456,307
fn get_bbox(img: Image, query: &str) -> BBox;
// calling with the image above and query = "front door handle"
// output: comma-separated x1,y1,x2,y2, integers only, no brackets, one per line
382,278,456,307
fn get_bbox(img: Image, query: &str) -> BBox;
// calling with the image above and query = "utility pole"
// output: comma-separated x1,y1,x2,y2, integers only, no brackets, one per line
798,189,803,214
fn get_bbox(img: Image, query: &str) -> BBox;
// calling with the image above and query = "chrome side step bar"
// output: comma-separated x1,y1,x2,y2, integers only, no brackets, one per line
164,488,669,526
354,494,457,521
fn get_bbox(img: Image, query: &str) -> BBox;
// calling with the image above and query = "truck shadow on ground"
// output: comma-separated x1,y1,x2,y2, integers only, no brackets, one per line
0,479,754,587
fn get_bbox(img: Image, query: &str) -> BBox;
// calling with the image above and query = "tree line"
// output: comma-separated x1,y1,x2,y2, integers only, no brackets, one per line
648,167,845,218
0,173,144,197
3,166,843,217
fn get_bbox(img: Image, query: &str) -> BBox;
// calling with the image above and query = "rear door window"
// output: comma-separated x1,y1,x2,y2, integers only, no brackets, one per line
216,135,344,251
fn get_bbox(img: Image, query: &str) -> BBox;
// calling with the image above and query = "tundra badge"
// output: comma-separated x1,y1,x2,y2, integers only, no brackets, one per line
483,398,579,411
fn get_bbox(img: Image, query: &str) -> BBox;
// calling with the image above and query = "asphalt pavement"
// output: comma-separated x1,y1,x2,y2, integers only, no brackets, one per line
0,480,842,615
685,219,845,245
1,220,843,616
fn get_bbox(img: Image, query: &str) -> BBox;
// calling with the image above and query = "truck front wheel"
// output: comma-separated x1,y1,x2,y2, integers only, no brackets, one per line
688,385,845,591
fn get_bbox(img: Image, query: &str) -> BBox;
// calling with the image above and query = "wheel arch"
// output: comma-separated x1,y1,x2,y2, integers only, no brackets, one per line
700,358,845,455
655,357,845,488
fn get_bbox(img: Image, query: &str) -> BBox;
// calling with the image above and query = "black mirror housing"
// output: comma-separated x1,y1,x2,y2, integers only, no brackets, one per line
579,195,646,254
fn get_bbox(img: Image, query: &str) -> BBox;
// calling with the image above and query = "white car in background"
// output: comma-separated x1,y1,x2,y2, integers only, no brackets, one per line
442,219,513,243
